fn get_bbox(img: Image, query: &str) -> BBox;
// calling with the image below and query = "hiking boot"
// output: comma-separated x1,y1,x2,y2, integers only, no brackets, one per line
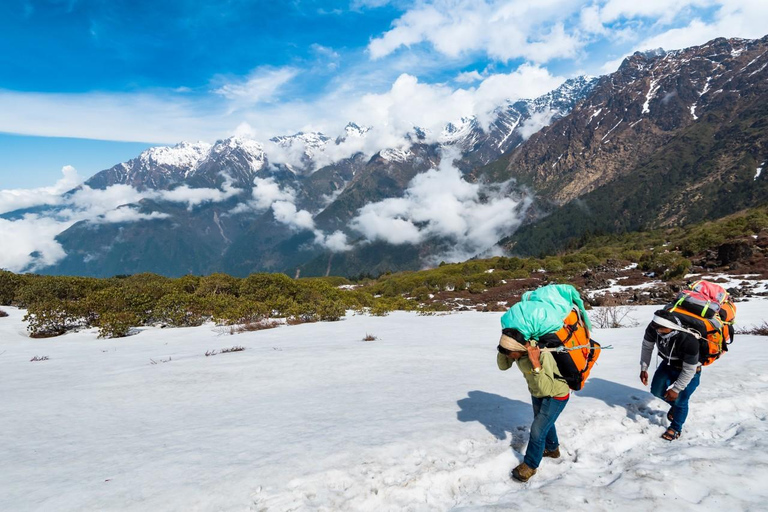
511,462,537,482
543,447,560,459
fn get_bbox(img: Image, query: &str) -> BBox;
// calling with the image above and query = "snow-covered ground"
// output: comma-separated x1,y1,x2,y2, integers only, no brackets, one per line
1,299,768,511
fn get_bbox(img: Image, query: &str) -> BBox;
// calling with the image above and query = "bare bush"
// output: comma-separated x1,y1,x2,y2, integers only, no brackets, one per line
220,346,245,354
30,355,49,362
591,298,639,329
229,320,281,335
205,350,218,357
149,357,172,364
736,321,768,336
286,315,318,326
362,333,377,341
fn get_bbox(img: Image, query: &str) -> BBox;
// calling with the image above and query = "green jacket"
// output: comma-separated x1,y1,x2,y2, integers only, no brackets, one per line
497,351,570,398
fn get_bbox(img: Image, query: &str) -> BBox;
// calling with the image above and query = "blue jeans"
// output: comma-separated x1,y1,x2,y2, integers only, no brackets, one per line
524,395,569,469
650,362,701,432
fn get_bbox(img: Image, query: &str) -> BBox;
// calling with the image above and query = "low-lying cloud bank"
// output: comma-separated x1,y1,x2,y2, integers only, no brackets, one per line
0,168,248,272
350,150,528,263
1,151,528,273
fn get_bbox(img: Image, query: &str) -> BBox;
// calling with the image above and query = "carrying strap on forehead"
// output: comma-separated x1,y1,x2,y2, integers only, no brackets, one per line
652,314,703,340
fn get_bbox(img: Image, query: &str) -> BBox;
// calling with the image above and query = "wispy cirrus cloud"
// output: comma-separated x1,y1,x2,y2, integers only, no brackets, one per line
213,66,300,110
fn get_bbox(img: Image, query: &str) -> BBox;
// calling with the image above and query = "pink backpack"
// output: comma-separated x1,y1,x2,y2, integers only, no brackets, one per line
671,280,730,319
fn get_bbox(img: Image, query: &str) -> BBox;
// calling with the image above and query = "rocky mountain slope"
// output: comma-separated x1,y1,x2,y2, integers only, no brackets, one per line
486,36,768,256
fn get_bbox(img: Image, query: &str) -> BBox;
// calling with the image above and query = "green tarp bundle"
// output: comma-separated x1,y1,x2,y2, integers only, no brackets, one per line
500,284,592,342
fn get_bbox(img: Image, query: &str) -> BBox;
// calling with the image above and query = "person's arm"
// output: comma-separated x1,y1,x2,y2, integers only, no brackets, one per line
497,351,513,371
640,324,656,385
668,334,699,395
527,349,563,397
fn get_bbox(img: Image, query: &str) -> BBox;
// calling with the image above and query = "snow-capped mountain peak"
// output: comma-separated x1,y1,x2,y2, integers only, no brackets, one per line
343,122,371,138
137,141,212,170
270,132,330,149
211,136,265,156
438,117,478,144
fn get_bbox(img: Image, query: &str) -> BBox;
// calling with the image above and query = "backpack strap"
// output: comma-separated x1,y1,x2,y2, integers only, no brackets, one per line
652,314,704,340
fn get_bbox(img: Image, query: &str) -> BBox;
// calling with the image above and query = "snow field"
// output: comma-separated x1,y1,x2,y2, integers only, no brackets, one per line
1,299,767,511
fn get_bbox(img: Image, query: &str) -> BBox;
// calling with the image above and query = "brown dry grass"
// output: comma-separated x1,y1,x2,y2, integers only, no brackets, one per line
736,321,768,336
229,320,281,335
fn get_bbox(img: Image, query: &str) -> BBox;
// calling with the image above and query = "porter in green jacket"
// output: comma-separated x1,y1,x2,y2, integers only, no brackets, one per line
498,341,570,482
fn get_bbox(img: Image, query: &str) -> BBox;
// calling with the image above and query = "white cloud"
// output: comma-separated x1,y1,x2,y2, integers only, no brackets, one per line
455,70,484,83
314,230,353,252
213,66,299,109
230,177,297,214
67,184,147,214
600,53,631,73
156,178,242,209
598,0,768,73
272,201,316,231
519,109,556,140
368,0,586,63
0,165,82,215
472,65,563,128
579,4,607,35
251,177,297,210
0,215,71,272
351,0,394,8
350,149,528,261
91,207,170,224
228,176,353,252
598,0,712,25
0,173,243,271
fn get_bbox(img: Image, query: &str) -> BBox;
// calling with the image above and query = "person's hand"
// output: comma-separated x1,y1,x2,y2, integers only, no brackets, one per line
640,371,648,386
664,388,679,401
526,344,541,369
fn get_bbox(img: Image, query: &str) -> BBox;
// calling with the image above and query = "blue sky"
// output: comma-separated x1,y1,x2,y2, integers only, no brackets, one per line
1,0,766,188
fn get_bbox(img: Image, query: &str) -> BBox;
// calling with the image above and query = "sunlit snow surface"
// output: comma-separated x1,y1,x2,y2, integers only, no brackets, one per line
2,298,768,511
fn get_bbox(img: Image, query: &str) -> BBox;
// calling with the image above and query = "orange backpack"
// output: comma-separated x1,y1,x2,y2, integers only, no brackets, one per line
668,280,737,362
663,306,726,366
537,309,602,390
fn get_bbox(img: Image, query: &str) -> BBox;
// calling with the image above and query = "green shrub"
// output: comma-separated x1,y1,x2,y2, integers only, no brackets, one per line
563,261,588,274
24,299,83,338
98,311,140,338
639,252,692,281
620,250,645,262
542,257,564,272
196,273,240,296
496,256,523,271
155,293,207,327
15,275,104,307
240,273,299,303
315,300,346,321
212,298,268,325
0,271,21,305
467,281,486,294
